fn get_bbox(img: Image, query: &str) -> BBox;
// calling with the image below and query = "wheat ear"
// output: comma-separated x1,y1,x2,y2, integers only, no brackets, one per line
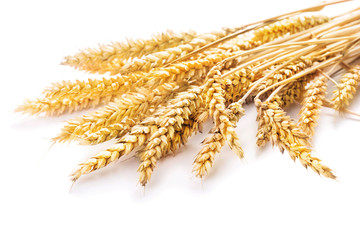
331,65,360,111
215,15,329,54
62,30,198,73
101,15,328,75
254,58,315,147
16,73,144,116
70,114,162,182
168,109,209,155
53,89,151,143
137,86,203,186
54,49,226,142
264,100,335,179
202,63,245,158
192,65,255,177
255,58,313,95
107,28,241,75
80,82,190,145
256,75,312,147
53,52,236,143
192,101,245,178
299,75,327,137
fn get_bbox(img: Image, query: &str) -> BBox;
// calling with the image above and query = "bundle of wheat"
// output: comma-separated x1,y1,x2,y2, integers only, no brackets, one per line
18,0,360,187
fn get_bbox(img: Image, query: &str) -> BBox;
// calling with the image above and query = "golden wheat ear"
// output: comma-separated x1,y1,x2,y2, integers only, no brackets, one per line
299,75,328,137
61,29,198,73
263,100,336,179
17,73,145,116
331,65,360,111
137,86,203,186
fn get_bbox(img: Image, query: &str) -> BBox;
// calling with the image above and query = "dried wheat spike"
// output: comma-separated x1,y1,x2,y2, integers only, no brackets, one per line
105,15,328,75
139,110,208,185
137,86,203,186
71,85,204,180
79,82,190,145
62,29,198,73
299,75,327,137
108,27,241,74
256,58,313,95
192,101,245,178
255,77,309,148
192,131,224,178
263,99,335,179
54,52,235,143
171,109,209,152
224,67,257,104
250,15,329,46
81,117,137,145
53,81,179,144
53,89,151,143
331,65,360,111
205,66,245,158
16,73,143,116
278,79,308,108
163,110,208,158
255,100,271,148
56,51,218,143
254,52,331,145
216,15,329,53
70,116,159,182
20,14,328,116
192,65,254,177
254,59,315,147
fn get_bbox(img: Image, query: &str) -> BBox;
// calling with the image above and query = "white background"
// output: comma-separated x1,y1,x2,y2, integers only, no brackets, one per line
1,0,360,239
